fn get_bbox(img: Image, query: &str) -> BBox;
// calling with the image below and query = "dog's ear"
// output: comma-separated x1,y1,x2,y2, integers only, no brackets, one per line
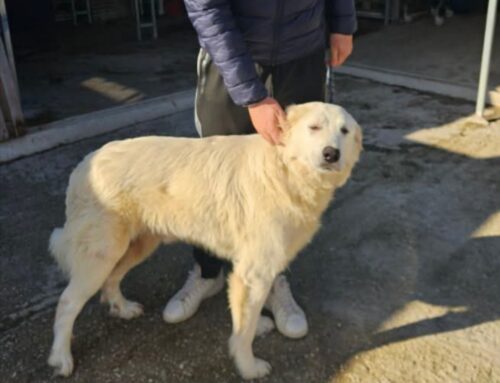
284,104,307,130
354,124,363,152
334,123,363,188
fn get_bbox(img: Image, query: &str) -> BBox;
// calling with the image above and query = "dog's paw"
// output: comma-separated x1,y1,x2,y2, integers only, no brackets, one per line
238,358,272,380
48,350,74,377
256,315,275,337
110,300,144,319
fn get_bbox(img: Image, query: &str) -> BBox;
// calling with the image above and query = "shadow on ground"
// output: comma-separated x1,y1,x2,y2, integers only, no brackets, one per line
0,77,499,382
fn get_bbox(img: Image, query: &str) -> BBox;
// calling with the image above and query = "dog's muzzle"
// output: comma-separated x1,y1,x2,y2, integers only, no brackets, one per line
322,146,340,164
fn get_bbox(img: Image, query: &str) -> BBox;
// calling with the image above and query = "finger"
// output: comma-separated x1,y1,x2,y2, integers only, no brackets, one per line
264,120,279,145
270,130,281,146
270,98,285,115
337,52,346,66
261,130,273,144
274,107,286,126
332,48,340,67
271,124,283,146
338,46,353,66
341,47,351,64
272,105,286,133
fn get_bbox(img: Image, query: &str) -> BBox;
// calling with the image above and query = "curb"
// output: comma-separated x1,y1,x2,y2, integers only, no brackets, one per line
0,88,195,163
337,64,477,102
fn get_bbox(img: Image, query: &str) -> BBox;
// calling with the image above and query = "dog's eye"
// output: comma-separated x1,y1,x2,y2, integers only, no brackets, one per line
341,127,349,135
309,125,321,131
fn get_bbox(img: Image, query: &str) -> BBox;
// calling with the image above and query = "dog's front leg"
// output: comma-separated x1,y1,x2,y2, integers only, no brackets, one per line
228,267,274,380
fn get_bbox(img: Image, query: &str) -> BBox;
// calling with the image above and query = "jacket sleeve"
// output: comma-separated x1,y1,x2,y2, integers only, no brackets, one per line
326,0,357,35
184,0,268,106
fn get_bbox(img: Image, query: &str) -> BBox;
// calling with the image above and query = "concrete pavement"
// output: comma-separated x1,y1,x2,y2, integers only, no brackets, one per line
1,77,499,382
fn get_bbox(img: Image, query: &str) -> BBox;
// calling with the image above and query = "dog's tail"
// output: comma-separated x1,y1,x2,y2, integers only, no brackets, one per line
49,227,71,278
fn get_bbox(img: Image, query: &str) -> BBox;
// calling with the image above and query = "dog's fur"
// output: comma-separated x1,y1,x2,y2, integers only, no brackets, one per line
47,102,362,379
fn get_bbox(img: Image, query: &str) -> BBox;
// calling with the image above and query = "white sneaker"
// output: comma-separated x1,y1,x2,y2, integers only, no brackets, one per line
163,264,224,323
265,275,308,339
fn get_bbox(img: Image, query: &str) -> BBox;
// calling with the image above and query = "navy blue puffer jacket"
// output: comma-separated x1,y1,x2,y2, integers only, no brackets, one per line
184,0,356,106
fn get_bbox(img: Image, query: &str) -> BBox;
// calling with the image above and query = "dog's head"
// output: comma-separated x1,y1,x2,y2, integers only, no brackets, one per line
281,102,362,176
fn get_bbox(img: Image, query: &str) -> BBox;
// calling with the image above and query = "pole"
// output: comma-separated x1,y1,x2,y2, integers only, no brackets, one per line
135,0,142,41
0,0,18,88
475,0,498,116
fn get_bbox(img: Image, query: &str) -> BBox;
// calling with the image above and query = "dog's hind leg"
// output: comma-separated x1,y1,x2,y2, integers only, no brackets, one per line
228,267,274,380
101,233,161,319
48,230,129,376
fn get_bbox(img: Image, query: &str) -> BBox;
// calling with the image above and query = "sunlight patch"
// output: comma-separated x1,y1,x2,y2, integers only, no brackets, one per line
471,211,500,238
376,300,468,333
405,117,500,159
81,77,145,103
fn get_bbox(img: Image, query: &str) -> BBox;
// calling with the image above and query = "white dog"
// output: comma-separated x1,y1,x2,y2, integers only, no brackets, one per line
47,102,362,379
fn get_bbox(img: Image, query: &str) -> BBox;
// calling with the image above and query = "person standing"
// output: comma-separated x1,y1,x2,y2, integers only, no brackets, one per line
163,0,356,339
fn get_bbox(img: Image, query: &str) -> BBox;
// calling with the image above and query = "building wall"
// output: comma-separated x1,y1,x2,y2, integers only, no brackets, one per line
6,0,56,52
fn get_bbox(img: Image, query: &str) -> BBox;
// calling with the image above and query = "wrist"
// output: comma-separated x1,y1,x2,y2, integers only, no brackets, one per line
247,96,269,109
330,32,352,37
330,33,353,43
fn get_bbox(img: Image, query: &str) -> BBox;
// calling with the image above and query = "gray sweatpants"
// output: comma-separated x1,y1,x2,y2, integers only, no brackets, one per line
193,47,327,278
194,47,326,137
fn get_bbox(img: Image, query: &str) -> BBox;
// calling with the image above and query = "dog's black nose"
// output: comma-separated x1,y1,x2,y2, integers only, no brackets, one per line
323,146,340,163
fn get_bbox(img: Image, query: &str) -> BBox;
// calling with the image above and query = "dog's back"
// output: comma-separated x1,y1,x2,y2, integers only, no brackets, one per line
49,134,280,273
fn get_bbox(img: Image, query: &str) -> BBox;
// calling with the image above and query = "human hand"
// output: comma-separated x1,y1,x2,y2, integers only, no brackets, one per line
329,33,353,67
248,97,285,145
